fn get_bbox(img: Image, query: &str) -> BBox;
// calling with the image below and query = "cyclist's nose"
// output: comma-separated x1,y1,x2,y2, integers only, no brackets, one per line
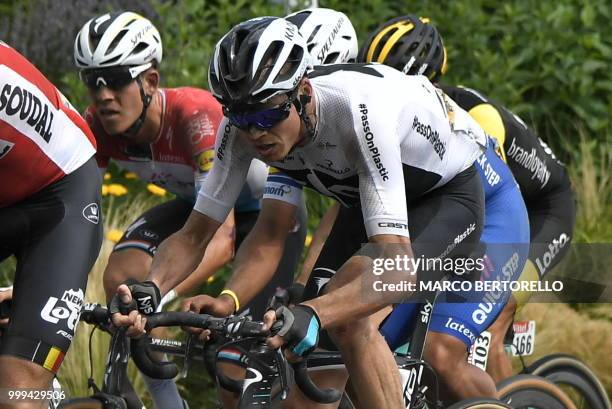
94,86,115,102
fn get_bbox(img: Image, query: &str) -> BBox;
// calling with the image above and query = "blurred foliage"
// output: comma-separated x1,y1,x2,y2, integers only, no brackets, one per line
320,0,611,160
2,0,610,159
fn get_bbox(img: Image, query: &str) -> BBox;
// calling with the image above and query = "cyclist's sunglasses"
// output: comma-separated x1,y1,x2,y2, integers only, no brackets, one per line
80,62,152,91
224,91,297,131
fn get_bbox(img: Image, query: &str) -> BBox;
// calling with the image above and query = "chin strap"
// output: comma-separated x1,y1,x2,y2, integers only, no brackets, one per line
122,77,152,137
293,93,316,142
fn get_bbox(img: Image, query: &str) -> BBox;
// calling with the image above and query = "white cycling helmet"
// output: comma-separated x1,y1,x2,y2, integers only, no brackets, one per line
74,11,162,69
209,17,311,109
285,8,358,65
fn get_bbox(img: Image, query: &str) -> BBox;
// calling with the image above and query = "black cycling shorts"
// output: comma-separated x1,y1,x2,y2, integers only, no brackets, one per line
526,185,576,278
302,166,485,349
0,157,102,372
113,198,193,256
115,198,307,320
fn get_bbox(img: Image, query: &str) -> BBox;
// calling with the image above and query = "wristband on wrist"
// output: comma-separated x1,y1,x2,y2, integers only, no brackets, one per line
219,289,240,313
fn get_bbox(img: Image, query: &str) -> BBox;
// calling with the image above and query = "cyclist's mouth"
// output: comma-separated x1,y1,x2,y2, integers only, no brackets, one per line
99,109,121,119
256,143,276,156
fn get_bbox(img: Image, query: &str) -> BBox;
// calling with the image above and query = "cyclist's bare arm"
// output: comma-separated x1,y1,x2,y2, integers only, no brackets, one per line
172,210,236,297
223,199,296,307
148,210,221,296
304,233,413,329
297,202,340,285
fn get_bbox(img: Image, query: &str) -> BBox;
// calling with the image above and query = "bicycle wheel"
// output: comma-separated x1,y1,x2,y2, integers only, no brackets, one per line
498,374,578,409
447,398,513,408
57,397,103,409
525,354,611,409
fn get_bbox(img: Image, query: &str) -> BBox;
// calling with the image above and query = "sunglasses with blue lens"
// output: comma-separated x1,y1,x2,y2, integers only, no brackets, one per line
224,92,296,130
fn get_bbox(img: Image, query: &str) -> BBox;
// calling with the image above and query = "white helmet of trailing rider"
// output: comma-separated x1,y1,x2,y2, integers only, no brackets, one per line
285,8,358,65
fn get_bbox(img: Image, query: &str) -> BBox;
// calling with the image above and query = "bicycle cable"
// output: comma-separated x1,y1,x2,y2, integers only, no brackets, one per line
87,324,101,393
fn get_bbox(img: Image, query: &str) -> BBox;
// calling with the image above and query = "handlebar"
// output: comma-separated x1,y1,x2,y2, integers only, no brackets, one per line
133,310,341,404
79,296,342,405
131,312,269,380
80,303,111,326
293,360,343,403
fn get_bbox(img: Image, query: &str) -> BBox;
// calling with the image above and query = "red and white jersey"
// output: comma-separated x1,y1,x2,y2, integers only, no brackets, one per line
85,87,222,201
0,41,97,207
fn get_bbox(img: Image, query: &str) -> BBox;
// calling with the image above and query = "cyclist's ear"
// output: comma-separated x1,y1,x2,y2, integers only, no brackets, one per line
142,69,160,93
298,78,312,98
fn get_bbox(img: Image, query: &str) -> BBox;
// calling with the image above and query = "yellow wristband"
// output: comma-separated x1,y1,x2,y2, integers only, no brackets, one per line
219,289,240,313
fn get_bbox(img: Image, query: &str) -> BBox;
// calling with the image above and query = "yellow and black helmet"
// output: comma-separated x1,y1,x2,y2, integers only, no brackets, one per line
359,15,448,82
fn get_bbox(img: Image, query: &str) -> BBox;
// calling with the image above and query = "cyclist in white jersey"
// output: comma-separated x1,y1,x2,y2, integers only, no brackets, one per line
110,17,490,408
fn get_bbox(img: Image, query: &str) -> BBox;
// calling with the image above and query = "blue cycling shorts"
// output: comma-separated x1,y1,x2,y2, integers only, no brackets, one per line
381,137,530,348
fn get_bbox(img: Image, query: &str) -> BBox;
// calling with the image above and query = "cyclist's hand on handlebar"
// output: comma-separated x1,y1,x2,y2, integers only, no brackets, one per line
109,284,148,338
263,304,321,359
181,294,233,340
181,294,236,317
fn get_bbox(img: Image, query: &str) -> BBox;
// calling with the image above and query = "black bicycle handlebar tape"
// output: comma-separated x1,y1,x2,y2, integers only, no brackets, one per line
144,312,213,331
228,319,269,337
131,337,179,380
80,304,110,325
293,360,342,403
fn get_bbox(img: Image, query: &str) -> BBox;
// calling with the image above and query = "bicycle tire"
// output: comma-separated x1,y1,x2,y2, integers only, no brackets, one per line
447,398,513,409
498,374,578,409
57,397,103,409
525,354,611,409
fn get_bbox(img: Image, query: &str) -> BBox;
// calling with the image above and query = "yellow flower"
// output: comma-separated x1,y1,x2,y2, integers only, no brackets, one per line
107,183,128,196
207,275,216,284
304,234,313,247
125,172,138,179
147,184,167,197
104,172,111,180
106,229,123,243
101,185,109,196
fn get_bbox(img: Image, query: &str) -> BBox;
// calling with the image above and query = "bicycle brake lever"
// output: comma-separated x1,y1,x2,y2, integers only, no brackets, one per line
179,334,196,379
274,348,291,400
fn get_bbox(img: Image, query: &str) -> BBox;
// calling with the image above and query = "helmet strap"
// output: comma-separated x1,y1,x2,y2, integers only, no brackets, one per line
122,76,152,137
293,93,316,142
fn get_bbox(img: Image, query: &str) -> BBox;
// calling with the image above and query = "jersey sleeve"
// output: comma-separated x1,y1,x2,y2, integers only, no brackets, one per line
352,101,410,238
193,119,252,222
262,167,304,208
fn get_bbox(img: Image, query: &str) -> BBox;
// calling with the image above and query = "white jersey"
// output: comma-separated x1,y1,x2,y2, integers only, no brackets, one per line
195,64,486,238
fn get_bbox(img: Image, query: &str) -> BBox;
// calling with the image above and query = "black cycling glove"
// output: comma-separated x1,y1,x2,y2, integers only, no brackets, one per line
109,278,161,316
274,304,320,357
